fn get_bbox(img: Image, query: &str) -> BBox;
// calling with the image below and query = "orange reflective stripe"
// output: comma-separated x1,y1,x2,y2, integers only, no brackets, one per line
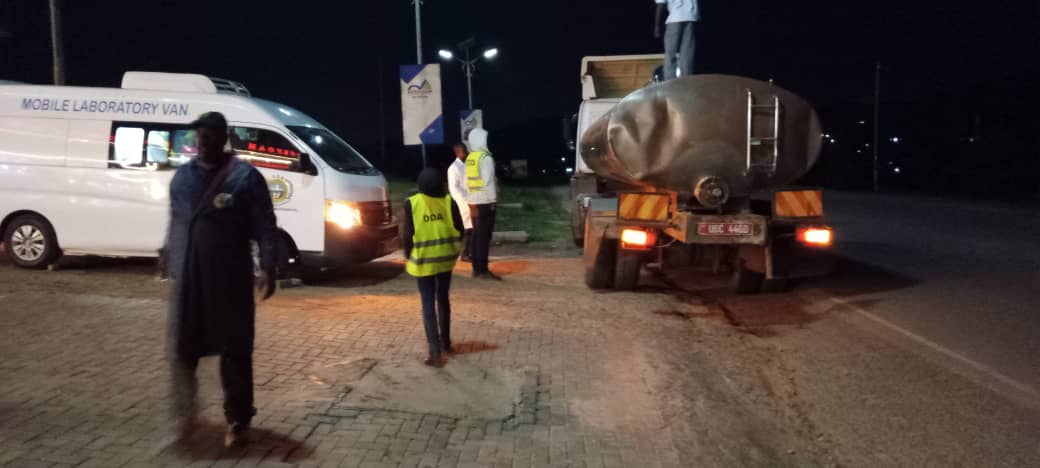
618,193,670,221
775,190,823,217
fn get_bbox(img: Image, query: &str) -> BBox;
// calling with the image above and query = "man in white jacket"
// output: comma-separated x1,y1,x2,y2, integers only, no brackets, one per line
464,128,501,280
447,144,473,262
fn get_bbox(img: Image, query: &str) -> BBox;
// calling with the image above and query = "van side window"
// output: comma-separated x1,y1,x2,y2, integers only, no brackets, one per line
170,129,198,166
109,122,192,171
112,127,145,168
230,127,302,172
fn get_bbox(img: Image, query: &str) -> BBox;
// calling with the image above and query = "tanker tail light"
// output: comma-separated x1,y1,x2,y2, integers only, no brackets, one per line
621,229,656,250
797,226,833,247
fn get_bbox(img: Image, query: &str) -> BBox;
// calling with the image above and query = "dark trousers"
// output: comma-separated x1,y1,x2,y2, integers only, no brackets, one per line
171,353,255,425
472,203,496,274
417,272,452,357
462,228,473,259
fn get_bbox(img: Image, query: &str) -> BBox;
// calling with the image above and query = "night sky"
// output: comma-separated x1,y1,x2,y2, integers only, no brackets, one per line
2,0,1037,165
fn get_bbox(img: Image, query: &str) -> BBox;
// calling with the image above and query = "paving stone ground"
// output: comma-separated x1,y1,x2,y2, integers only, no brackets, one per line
0,255,822,468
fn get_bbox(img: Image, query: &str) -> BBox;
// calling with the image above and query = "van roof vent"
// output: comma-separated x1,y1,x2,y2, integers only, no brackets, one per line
121,72,250,96
209,77,251,96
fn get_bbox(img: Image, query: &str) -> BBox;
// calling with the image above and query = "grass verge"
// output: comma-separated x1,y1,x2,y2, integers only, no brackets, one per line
494,185,570,243
387,178,571,244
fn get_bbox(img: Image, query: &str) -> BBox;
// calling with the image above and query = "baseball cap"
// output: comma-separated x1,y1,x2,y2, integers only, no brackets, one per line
188,111,228,129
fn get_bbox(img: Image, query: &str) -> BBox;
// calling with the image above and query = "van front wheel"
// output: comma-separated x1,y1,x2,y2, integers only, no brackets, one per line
3,214,60,269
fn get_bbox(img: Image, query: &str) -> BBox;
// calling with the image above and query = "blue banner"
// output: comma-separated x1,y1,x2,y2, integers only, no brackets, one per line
400,64,444,146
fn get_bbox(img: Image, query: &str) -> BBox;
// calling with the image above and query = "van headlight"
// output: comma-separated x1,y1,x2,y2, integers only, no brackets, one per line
325,200,361,229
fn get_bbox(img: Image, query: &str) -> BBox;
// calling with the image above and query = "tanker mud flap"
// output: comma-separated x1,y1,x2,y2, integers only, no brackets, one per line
583,198,619,289
734,243,799,293
733,245,766,294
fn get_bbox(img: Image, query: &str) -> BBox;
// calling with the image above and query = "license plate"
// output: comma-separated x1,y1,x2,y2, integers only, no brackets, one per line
698,223,753,236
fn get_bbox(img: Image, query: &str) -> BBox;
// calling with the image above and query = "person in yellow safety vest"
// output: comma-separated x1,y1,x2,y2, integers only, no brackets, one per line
448,144,474,262
464,128,502,280
403,168,465,367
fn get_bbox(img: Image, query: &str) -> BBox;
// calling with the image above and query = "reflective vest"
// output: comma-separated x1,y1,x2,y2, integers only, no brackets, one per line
466,151,489,192
406,194,462,277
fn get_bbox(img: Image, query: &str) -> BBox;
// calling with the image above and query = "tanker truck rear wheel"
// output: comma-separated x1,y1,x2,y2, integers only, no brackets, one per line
585,239,617,289
614,250,642,291
571,203,585,247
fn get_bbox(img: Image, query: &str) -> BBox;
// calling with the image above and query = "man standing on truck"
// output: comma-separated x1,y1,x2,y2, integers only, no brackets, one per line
653,0,700,79
164,111,279,448
465,128,502,280
448,144,474,262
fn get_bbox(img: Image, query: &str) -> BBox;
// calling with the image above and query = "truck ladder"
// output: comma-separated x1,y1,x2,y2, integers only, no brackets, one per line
745,90,781,176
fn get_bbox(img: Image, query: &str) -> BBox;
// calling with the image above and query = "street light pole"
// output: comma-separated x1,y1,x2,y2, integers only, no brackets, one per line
412,0,422,65
411,0,426,167
440,43,497,111
465,63,474,110
873,61,882,193
49,0,65,85
463,47,476,110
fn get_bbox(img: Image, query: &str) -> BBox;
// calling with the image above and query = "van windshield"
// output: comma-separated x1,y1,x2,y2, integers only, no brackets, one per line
287,126,378,175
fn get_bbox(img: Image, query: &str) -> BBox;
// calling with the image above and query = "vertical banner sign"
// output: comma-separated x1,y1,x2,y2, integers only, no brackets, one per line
459,109,484,144
400,64,444,146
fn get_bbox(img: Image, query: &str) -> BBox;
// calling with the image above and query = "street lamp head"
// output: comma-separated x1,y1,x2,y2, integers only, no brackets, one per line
438,49,454,61
483,48,499,60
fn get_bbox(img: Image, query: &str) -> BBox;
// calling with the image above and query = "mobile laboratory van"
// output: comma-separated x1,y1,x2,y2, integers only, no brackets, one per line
0,72,399,273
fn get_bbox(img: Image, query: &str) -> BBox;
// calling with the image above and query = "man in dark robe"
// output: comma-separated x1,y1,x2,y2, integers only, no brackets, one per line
164,112,278,448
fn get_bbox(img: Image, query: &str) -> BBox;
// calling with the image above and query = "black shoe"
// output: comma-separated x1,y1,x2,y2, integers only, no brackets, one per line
442,343,455,354
424,354,444,368
224,423,249,448
474,271,503,281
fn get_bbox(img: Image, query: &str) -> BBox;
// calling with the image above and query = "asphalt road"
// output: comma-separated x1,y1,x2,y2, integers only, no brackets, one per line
814,191,1040,397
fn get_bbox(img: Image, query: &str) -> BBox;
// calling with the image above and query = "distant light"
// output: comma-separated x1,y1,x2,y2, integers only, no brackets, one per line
857,150,863,154
279,108,292,116
565,167,574,174
893,167,902,174
560,157,566,162
483,48,499,60
968,137,976,143
859,120,866,125
829,138,836,144
438,49,454,60
314,135,324,144
822,133,831,139
890,137,901,143
865,143,871,148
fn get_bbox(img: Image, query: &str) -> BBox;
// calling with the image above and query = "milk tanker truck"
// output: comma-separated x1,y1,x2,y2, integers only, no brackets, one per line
569,55,833,293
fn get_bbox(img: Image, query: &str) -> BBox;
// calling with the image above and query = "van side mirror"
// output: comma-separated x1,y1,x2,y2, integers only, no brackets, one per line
299,153,318,176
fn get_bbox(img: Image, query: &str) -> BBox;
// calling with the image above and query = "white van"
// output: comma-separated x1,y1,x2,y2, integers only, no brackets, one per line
0,72,399,273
